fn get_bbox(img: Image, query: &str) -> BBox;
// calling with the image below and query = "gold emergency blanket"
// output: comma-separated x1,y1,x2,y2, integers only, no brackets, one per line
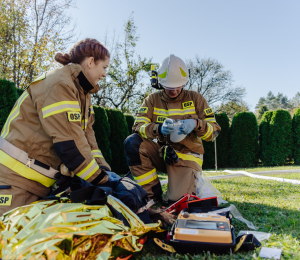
0,196,161,259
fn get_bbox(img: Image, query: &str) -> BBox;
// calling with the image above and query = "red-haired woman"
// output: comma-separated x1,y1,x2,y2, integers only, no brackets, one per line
0,38,111,215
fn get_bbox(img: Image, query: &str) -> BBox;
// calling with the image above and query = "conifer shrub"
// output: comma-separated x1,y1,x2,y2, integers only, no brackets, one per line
105,108,130,175
16,88,24,97
125,114,135,135
203,113,230,169
230,112,259,167
292,108,300,165
264,110,292,166
259,111,273,164
92,106,112,165
0,79,19,133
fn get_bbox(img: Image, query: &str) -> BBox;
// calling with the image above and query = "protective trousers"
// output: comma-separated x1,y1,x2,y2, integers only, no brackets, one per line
124,134,203,202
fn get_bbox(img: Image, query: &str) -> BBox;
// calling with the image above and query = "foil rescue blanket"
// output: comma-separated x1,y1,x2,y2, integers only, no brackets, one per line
0,196,161,259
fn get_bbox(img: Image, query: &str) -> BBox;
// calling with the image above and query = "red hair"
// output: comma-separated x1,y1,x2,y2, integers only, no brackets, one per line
55,38,110,65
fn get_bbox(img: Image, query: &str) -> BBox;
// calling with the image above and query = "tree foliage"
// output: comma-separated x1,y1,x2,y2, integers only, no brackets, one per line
105,108,130,175
186,57,245,106
0,78,19,132
292,108,300,165
230,112,259,167
261,110,292,166
93,14,153,113
215,101,249,121
0,0,75,88
92,106,112,165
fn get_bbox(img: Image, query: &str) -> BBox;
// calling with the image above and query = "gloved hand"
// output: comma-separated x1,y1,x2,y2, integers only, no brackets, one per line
178,119,197,135
161,118,175,135
163,145,179,165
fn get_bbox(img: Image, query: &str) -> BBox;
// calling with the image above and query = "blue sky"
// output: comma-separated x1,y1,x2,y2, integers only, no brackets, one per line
67,0,300,111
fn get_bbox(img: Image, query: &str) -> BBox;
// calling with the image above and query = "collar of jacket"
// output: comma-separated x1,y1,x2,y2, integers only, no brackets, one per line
160,89,185,103
69,63,100,94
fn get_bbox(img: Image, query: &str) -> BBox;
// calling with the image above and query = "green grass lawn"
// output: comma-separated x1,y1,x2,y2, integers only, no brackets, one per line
133,171,300,260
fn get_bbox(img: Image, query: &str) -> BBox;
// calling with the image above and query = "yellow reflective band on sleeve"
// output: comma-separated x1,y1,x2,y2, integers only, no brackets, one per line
1,91,29,138
42,101,80,118
201,123,213,140
134,168,158,186
91,149,104,158
176,152,203,167
90,106,95,114
135,117,151,123
81,119,88,130
205,118,216,123
76,159,99,180
0,150,56,187
139,123,150,139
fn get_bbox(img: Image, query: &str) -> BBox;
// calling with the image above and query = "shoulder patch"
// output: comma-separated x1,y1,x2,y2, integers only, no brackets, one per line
156,116,168,123
0,195,12,206
204,108,213,115
67,112,81,122
138,107,148,113
182,101,194,109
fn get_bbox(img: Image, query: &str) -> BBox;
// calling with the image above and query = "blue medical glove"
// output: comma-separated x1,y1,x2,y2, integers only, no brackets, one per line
178,119,197,135
161,118,175,135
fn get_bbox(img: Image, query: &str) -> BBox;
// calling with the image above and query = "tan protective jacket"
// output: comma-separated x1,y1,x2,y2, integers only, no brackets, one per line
133,90,221,156
0,64,110,198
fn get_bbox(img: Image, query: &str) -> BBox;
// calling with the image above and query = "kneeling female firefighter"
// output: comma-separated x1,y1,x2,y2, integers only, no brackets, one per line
124,55,221,205
0,38,111,215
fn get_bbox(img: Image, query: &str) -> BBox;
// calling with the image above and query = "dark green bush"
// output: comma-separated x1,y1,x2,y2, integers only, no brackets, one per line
125,114,135,135
203,113,230,169
105,108,130,175
16,88,24,97
292,108,300,165
230,112,259,167
93,106,112,165
0,79,19,133
262,110,292,166
259,111,273,164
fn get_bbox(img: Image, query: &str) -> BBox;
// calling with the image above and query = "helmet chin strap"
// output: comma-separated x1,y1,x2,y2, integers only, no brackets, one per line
164,87,184,99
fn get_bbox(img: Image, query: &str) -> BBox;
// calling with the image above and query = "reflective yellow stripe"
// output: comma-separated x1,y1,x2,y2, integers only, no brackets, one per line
176,152,203,167
134,168,158,186
90,106,95,114
81,119,88,130
91,149,104,158
1,91,29,138
42,101,80,118
135,117,151,123
201,123,213,140
205,118,216,123
77,159,99,180
0,150,55,187
139,123,150,139
153,107,196,116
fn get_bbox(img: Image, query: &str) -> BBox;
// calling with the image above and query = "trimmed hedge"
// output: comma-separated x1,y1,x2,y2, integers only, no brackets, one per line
105,108,130,175
0,79,19,133
263,110,292,166
125,114,135,135
16,88,24,97
92,106,112,165
259,111,273,164
202,113,230,169
292,108,300,165
230,112,259,167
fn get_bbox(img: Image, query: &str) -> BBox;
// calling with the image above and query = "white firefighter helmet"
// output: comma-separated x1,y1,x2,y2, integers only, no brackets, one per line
157,54,189,89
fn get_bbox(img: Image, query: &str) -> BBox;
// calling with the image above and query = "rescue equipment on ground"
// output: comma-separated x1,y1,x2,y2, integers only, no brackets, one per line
0,196,161,259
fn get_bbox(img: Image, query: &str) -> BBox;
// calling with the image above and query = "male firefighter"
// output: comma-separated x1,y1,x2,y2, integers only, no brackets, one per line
124,54,221,204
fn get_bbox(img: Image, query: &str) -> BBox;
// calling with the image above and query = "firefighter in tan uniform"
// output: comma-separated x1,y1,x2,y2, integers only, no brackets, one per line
124,55,221,204
0,39,111,215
